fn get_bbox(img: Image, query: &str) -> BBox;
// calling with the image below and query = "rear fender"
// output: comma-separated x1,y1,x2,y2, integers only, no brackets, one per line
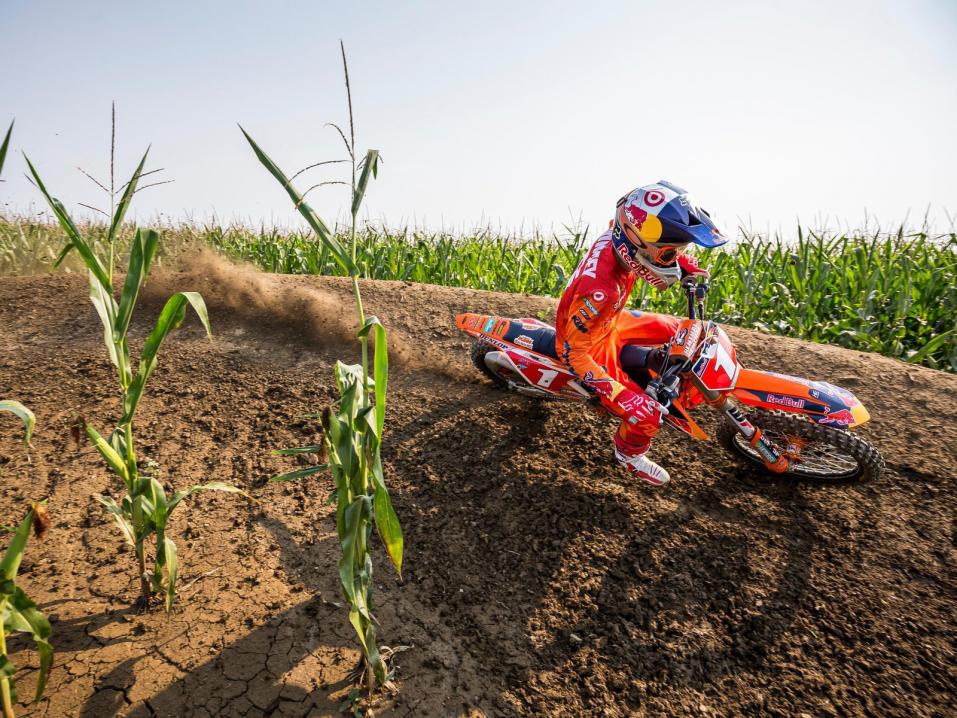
732,368,870,428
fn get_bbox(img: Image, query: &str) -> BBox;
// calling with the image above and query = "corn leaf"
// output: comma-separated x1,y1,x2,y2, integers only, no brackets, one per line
166,481,252,514
348,607,370,654
357,316,388,436
109,427,129,460
5,585,53,701
158,535,178,612
0,507,34,581
338,495,369,608
114,229,159,339
272,445,324,456
96,496,136,546
123,291,211,423
85,422,130,485
371,457,403,577
0,400,35,445
89,274,121,370
239,126,355,274
356,405,377,437
23,154,112,287
146,477,169,528
131,494,156,543
351,150,379,218
0,119,12,180
109,148,149,244
270,464,328,483
909,329,954,364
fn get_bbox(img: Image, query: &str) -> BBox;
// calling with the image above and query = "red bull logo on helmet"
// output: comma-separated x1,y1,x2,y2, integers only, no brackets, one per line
626,205,647,230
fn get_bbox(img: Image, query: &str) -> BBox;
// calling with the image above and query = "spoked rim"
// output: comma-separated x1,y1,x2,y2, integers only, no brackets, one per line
731,429,862,480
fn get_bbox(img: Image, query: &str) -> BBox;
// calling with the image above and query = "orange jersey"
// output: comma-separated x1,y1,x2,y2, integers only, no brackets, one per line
555,230,678,401
555,230,636,398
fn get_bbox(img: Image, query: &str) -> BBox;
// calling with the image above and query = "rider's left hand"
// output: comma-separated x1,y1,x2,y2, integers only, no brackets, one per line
678,253,710,279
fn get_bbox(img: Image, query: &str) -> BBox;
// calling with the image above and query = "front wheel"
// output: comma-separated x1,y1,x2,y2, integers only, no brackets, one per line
717,409,884,483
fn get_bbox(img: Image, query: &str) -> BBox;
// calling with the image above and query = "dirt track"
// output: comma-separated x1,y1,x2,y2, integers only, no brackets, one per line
1,258,955,717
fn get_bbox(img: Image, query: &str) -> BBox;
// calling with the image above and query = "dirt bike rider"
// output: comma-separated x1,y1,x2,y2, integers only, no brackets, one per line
555,181,728,486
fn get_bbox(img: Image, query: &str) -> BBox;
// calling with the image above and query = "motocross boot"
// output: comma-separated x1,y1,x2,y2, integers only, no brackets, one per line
613,434,670,486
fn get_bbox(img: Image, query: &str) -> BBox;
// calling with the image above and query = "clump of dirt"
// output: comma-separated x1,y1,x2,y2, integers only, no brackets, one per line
0,271,954,717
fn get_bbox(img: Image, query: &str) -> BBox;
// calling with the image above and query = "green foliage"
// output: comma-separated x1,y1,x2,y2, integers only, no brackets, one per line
211,224,588,295
25,156,249,612
0,406,52,717
0,217,186,276
250,41,403,693
0,505,53,716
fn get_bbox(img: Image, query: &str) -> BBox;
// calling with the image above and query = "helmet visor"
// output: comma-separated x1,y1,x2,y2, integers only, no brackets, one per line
687,222,729,249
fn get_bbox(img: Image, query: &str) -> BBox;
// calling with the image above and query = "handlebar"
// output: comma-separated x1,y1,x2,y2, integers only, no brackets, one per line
647,277,711,408
681,275,710,320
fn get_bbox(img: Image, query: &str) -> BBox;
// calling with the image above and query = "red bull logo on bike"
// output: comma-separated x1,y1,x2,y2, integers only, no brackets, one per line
766,394,806,409
819,409,855,426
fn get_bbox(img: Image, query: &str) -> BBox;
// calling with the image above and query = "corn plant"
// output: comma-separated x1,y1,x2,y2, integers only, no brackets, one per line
24,150,249,612
241,41,403,691
0,401,52,718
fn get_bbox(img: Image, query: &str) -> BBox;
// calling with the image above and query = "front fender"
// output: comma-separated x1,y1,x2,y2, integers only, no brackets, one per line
731,368,871,428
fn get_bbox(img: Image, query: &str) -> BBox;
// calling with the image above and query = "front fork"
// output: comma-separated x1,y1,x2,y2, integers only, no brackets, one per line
717,397,790,473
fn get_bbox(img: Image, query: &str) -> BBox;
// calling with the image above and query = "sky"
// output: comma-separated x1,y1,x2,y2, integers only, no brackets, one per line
2,0,956,236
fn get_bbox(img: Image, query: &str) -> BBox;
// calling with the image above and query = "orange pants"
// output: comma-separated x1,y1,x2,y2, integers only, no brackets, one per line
595,310,679,447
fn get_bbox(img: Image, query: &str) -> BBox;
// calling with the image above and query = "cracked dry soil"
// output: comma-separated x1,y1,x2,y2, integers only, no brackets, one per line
0,264,954,717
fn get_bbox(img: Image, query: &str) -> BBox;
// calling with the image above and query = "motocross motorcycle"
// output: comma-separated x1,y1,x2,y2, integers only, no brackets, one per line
455,277,884,483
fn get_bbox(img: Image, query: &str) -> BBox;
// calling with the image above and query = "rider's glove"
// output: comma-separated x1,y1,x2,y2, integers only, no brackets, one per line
678,253,710,279
613,387,669,427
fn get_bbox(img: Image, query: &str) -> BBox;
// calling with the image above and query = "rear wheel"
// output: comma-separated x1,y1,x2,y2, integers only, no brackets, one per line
471,340,509,389
717,409,884,483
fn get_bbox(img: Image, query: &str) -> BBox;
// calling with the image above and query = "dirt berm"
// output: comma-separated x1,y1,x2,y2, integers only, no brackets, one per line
0,257,954,717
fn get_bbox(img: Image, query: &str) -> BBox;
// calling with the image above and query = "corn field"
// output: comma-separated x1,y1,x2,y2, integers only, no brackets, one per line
4,218,951,372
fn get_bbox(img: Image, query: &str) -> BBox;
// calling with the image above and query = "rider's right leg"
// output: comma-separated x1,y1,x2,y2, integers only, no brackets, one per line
613,422,670,486
600,396,670,486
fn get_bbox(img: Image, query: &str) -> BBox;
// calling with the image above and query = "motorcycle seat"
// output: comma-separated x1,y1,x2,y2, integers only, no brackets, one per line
502,320,558,359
